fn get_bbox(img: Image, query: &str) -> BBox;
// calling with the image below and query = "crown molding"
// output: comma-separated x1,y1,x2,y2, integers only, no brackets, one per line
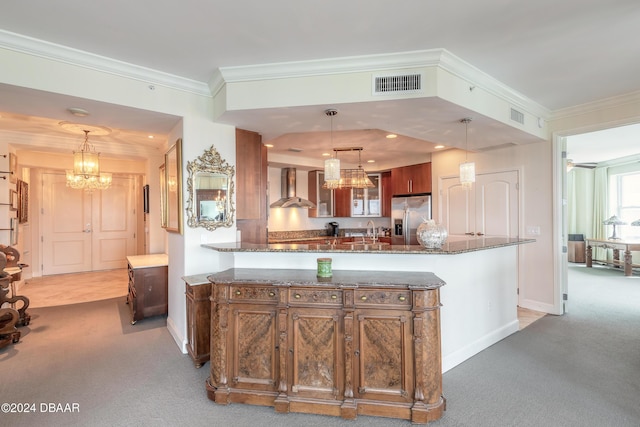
0,29,211,97
210,48,549,120
551,89,640,122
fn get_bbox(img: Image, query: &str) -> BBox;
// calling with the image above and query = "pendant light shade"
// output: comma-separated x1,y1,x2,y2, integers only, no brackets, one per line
73,130,100,177
65,129,112,191
323,109,341,188
459,117,475,188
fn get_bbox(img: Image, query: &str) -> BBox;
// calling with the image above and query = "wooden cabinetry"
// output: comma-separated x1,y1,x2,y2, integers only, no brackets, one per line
236,129,268,243
126,254,168,325
391,162,432,196
206,268,445,424
351,173,382,217
184,274,212,368
308,170,334,217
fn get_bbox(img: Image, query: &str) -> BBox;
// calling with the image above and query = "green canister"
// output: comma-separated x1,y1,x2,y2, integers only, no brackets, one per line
317,257,332,278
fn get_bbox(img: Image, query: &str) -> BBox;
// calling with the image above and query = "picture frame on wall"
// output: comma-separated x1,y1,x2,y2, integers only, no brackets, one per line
159,164,167,228
143,184,150,214
17,179,28,224
164,138,183,234
9,189,18,211
9,152,17,183
10,217,18,245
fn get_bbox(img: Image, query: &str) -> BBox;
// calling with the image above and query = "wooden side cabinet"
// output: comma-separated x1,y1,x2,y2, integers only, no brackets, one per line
126,254,168,325
184,274,212,368
206,269,445,424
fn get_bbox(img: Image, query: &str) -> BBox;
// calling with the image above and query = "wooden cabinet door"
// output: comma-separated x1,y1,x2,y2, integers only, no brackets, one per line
229,302,279,393
353,308,413,404
390,163,432,196
288,307,343,400
333,188,352,217
408,162,432,194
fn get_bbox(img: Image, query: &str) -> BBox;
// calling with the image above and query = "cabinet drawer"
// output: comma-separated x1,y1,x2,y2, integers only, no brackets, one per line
289,288,342,305
354,289,411,307
230,286,278,302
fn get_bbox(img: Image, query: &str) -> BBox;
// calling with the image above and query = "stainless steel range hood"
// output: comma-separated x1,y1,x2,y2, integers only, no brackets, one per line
269,168,316,209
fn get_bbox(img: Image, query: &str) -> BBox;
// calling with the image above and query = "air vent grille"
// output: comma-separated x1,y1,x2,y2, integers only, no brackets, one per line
373,73,422,95
510,108,525,125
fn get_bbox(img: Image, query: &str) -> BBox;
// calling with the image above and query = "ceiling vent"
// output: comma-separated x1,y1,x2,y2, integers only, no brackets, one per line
510,107,525,125
373,72,423,95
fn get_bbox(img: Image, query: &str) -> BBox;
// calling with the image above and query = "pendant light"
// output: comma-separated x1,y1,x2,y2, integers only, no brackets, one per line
459,117,475,188
65,129,112,191
323,109,341,189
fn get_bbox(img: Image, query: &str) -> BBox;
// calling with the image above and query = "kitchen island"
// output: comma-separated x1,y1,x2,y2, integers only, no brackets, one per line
205,268,446,424
203,236,534,373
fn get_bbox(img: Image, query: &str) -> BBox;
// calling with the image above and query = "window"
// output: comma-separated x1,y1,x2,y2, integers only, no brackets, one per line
613,171,640,239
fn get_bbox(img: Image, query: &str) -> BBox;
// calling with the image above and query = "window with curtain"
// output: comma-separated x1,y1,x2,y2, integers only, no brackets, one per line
612,171,640,239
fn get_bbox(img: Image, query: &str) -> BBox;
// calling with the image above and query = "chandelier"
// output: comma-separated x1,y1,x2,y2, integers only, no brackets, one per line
66,130,112,191
323,147,374,189
459,117,475,188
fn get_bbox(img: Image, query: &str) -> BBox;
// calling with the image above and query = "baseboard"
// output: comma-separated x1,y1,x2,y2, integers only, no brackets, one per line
519,298,557,315
442,319,519,373
166,315,188,354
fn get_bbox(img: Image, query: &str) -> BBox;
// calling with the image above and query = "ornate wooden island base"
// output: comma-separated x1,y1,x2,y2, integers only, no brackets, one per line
205,268,446,424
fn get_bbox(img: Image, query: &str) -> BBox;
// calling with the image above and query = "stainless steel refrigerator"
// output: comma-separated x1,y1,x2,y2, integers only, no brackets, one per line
391,193,432,245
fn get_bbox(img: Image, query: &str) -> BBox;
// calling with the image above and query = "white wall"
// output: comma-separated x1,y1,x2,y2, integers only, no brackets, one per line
432,142,556,313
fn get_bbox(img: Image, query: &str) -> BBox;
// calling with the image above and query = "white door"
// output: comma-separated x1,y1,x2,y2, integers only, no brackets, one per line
42,173,137,275
441,170,519,237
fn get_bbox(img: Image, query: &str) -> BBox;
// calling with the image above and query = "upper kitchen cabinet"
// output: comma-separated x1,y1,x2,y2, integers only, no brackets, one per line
236,129,267,243
351,173,382,217
308,170,334,218
391,162,432,196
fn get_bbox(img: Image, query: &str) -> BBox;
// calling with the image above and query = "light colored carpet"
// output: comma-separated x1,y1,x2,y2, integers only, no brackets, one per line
1,264,638,426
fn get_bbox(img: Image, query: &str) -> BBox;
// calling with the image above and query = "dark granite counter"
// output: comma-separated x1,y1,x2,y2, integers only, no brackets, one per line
203,236,534,255
207,268,445,289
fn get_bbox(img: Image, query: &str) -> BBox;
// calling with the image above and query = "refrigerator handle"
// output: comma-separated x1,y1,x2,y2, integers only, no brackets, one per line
403,208,410,245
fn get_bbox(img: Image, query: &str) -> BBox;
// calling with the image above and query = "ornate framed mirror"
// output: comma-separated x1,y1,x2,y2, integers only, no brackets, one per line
186,145,235,231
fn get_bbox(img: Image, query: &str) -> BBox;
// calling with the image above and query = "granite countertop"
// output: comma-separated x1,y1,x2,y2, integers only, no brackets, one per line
207,268,445,289
203,236,534,255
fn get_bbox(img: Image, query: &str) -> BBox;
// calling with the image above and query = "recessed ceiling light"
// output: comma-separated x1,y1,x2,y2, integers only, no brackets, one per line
148,135,154,139
434,145,445,149
321,152,331,157
265,143,274,148
367,159,375,163
386,134,397,139
67,107,90,117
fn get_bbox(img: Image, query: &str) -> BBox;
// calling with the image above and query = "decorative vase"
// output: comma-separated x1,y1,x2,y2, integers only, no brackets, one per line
416,220,448,249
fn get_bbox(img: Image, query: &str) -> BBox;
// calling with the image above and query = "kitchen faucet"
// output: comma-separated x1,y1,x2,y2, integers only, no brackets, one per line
366,220,377,243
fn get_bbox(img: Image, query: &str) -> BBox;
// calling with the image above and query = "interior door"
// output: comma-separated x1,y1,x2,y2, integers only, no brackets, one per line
441,170,519,237
42,172,137,275
42,173,92,274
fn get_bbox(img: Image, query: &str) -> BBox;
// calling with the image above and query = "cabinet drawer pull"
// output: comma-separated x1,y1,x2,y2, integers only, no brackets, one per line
269,292,275,297
235,290,241,295
331,295,337,300
294,294,301,299
360,296,367,301
398,295,406,302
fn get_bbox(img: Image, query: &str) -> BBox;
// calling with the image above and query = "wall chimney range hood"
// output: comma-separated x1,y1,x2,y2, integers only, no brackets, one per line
270,168,316,209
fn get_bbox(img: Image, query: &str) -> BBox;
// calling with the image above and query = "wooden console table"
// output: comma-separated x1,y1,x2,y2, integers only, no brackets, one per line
586,239,640,276
206,268,446,424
